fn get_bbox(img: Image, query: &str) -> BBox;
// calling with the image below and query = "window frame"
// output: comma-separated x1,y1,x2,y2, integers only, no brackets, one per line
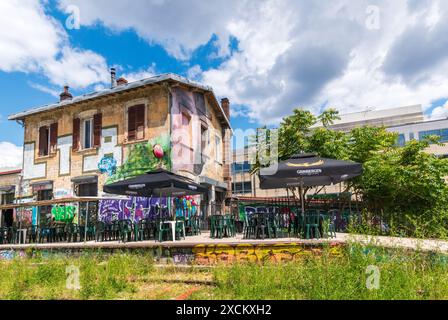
125,101,148,143
81,118,94,150
38,125,50,157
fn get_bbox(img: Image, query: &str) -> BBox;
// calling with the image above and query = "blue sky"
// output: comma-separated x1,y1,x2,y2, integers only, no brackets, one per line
1,0,448,168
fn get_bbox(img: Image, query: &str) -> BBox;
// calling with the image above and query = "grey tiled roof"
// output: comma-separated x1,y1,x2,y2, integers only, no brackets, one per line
8,73,230,128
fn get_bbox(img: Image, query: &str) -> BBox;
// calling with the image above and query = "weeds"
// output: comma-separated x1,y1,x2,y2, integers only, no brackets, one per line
1,245,448,300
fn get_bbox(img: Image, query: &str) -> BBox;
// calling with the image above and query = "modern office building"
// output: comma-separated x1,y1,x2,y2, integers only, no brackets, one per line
387,118,448,157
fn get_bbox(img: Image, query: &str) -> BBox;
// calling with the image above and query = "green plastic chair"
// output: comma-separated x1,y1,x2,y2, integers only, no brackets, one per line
210,215,224,239
175,217,186,240
157,219,171,242
118,220,133,243
222,215,235,237
305,212,321,239
243,215,256,239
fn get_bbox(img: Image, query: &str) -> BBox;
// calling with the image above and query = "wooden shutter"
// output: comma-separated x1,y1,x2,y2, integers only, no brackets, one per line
135,105,145,140
50,122,58,152
128,105,145,141
72,118,80,151
93,113,102,147
38,126,48,156
128,106,137,141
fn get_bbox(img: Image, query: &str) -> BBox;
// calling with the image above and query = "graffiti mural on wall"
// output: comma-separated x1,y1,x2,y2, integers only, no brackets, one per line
191,243,343,265
171,87,209,176
0,250,26,261
51,206,76,222
14,208,33,225
98,197,168,223
107,134,171,184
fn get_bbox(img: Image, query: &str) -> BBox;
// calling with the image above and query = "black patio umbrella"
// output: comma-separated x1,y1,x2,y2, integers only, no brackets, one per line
103,168,208,197
259,154,362,214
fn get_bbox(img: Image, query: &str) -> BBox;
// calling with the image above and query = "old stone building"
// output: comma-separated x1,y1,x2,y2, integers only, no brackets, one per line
8,72,232,216
0,168,21,228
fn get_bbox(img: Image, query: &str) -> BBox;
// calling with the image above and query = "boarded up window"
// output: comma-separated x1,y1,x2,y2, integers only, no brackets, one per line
194,92,207,116
93,113,102,147
128,105,145,141
72,118,80,151
38,126,49,157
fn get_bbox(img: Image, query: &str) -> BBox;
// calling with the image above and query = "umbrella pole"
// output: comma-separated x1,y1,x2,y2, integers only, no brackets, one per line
300,179,305,217
84,201,89,243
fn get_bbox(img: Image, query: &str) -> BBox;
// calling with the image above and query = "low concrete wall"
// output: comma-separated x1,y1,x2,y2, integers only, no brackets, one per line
0,241,344,265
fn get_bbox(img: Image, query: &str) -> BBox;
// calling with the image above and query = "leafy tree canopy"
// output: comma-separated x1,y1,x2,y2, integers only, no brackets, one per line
251,107,448,238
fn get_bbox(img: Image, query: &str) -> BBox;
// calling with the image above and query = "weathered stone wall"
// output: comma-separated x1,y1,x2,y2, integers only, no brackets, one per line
21,85,170,198
20,84,229,199
0,172,20,190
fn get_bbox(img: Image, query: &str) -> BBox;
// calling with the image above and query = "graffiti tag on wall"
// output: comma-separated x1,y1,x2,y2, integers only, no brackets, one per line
190,243,343,265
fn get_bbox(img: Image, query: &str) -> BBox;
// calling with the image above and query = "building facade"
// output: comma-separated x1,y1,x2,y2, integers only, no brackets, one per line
8,73,232,216
319,105,424,132
0,168,21,227
387,118,448,156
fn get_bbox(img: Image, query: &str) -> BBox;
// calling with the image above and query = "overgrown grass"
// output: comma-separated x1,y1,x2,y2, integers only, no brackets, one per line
2,245,448,300
194,244,448,300
0,251,155,300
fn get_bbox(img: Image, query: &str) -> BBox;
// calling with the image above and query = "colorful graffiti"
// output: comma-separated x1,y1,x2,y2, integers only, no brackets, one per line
51,206,76,222
174,196,199,218
191,243,343,265
14,208,33,226
98,156,117,176
0,250,26,261
107,134,171,183
98,197,168,223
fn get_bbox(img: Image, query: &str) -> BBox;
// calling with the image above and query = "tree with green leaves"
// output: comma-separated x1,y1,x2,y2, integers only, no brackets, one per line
251,107,448,238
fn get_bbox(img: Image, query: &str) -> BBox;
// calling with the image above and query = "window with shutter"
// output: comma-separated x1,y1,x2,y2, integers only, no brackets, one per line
38,126,49,157
135,105,145,140
93,113,102,147
50,122,58,152
72,118,80,151
127,105,145,141
82,119,93,149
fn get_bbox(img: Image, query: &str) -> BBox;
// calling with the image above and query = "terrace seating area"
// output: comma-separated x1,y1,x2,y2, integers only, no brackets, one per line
0,204,355,245
240,204,355,240
0,214,206,245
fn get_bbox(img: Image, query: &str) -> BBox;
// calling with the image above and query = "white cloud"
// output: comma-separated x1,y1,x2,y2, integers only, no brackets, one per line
429,101,448,120
0,142,23,169
120,63,157,83
57,0,243,60
3,0,448,126
28,82,60,97
0,0,108,89
187,65,202,81
202,0,448,124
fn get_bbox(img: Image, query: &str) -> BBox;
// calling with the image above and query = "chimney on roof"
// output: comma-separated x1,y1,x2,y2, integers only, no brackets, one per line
110,68,117,88
59,85,73,102
117,77,128,86
221,98,230,119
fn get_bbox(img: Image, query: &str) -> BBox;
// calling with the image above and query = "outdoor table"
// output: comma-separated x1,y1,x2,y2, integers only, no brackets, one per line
159,220,185,242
